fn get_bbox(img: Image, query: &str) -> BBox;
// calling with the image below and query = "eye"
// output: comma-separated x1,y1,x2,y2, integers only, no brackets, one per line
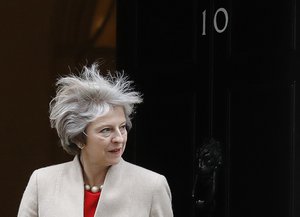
99,128,111,137
119,124,127,134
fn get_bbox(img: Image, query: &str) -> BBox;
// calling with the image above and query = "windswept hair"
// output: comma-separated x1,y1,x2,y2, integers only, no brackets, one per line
49,63,143,155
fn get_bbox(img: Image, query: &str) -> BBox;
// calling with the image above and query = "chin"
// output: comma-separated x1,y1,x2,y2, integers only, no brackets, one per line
108,157,122,166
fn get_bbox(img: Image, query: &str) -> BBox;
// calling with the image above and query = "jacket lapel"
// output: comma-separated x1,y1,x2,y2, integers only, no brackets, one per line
54,155,85,217
94,158,131,217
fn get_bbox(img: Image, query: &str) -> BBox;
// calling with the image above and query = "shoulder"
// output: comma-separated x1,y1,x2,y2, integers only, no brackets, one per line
34,160,73,175
119,160,169,188
122,160,162,177
29,158,75,184
116,160,173,205
26,157,79,195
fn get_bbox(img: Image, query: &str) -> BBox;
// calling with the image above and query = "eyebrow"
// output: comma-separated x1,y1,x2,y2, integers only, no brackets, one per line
94,121,127,130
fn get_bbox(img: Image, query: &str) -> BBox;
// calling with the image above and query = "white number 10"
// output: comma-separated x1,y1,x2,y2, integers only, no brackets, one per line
202,8,229,35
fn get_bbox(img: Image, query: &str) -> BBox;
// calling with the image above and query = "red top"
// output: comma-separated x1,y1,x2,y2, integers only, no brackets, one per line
84,190,101,217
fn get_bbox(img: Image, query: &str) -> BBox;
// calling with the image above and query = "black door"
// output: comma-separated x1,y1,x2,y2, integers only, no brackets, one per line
116,0,299,216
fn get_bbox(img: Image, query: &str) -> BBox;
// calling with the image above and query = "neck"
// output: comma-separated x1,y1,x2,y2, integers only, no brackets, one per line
79,154,109,186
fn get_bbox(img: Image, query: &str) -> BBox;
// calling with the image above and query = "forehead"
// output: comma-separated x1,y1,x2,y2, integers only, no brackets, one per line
90,106,126,128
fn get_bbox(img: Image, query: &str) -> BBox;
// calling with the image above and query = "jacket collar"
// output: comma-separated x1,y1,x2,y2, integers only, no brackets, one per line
70,155,126,217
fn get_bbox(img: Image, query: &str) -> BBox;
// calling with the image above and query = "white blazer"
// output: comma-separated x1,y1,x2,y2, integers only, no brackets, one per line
17,156,173,217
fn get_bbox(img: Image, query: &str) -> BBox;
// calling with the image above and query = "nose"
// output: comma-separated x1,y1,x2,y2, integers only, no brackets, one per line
112,129,124,143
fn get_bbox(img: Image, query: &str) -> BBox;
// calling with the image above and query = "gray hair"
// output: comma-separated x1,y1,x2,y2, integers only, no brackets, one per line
49,63,143,155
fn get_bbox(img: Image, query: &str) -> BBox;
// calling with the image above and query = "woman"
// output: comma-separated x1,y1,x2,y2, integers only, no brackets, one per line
17,63,173,217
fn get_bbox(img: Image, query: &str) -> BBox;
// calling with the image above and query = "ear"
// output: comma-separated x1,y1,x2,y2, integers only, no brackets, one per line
72,133,87,146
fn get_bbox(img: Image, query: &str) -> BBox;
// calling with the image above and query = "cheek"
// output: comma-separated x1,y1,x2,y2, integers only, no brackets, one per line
86,137,107,149
123,133,128,141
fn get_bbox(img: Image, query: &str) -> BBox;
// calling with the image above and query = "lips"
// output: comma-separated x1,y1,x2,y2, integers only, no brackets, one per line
108,148,122,153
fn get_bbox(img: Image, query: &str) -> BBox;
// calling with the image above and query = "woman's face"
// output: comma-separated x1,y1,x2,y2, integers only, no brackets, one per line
81,106,127,167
